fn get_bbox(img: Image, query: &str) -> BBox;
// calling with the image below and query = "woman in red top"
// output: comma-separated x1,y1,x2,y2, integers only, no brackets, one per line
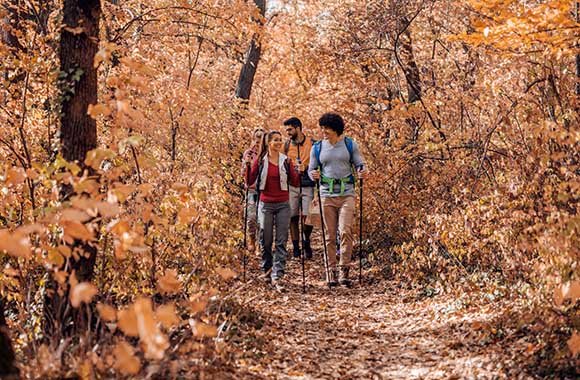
246,131,301,291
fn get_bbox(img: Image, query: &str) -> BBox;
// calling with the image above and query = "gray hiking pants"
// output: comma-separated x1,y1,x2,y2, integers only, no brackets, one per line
259,201,290,280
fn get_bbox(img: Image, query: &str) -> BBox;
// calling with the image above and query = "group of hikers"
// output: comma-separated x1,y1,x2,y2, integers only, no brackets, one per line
242,112,366,292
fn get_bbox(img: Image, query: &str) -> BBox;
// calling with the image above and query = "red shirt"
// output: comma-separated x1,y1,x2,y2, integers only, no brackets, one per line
246,157,300,202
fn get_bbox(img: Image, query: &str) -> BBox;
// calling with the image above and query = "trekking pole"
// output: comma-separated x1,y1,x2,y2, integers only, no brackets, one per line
243,182,249,283
358,174,364,285
317,179,331,288
297,159,306,293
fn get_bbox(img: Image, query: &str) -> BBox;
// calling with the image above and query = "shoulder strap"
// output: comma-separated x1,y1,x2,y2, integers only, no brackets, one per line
313,141,322,167
284,140,290,155
344,137,354,165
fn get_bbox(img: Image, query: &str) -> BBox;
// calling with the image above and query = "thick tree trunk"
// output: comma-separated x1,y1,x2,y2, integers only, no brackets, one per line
44,0,101,339
59,0,100,280
0,298,19,380
59,0,100,164
235,0,266,101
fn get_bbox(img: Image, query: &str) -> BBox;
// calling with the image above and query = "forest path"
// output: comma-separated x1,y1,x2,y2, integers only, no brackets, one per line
230,252,526,380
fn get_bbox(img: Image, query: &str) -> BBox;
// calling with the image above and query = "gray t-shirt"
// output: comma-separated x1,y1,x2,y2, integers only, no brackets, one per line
308,137,365,197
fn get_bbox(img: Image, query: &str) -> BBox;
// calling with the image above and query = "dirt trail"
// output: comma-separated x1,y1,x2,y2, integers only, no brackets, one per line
230,254,530,380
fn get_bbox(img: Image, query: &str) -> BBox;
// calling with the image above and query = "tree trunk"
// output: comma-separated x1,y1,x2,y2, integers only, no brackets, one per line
1,1,26,84
574,1,580,97
0,298,19,380
235,0,266,101
59,0,100,165
398,16,421,104
44,0,101,339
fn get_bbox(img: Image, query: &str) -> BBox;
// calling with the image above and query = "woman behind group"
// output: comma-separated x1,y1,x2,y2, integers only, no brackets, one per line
245,130,301,292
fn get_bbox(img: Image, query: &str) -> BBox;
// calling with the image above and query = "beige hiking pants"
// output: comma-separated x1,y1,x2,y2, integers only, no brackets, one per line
321,195,356,270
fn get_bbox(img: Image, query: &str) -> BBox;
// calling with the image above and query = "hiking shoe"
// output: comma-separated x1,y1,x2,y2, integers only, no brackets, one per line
339,268,351,288
327,270,338,287
272,278,285,292
292,240,301,258
303,240,313,259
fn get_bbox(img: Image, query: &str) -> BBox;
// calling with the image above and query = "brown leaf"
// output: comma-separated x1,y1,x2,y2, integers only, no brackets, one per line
113,341,140,375
61,220,95,242
0,230,31,259
61,209,92,223
216,267,237,281
118,306,139,337
156,303,179,329
97,303,117,322
70,282,98,308
134,298,169,359
189,319,218,338
96,201,119,218
568,330,580,357
158,270,182,295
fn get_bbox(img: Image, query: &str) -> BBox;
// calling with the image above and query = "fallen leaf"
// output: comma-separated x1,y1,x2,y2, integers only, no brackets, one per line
216,267,237,280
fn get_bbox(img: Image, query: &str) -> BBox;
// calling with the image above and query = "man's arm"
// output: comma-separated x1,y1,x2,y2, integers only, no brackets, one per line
308,145,319,181
352,141,365,170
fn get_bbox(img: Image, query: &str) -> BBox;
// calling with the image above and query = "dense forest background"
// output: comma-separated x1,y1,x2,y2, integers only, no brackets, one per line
0,0,579,378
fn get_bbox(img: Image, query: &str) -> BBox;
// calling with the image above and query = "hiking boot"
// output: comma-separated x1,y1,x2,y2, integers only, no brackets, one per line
327,270,338,287
272,278,285,292
303,240,313,260
339,268,351,288
292,240,301,258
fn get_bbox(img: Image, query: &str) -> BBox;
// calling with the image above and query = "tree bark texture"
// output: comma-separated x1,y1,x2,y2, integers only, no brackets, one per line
0,298,19,380
235,0,266,101
44,0,101,340
59,0,100,164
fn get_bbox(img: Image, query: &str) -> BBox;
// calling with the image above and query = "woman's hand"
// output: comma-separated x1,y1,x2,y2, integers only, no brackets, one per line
310,169,320,180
